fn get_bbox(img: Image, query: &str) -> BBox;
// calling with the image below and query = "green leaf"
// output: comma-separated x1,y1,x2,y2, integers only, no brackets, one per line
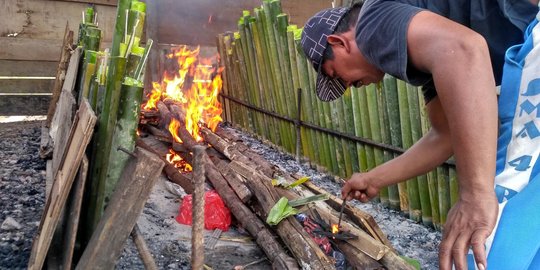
400,255,421,270
266,197,299,225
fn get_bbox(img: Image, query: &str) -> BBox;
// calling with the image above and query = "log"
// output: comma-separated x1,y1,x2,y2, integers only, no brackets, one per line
173,125,319,269
76,147,165,269
211,157,253,203
191,146,206,270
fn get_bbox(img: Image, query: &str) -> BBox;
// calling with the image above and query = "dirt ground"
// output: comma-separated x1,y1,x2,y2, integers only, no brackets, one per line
0,120,441,269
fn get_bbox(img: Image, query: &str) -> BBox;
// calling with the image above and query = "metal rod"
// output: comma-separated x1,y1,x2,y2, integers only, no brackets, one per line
337,191,350,229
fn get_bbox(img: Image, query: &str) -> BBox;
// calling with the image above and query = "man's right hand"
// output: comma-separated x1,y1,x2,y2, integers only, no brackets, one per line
341,172,381,202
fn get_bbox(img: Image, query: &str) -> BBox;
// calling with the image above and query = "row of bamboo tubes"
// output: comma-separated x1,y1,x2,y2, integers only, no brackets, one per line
216,0,458,230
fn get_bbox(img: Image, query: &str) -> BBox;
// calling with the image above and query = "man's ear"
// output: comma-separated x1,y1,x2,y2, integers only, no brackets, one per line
327,34,351,52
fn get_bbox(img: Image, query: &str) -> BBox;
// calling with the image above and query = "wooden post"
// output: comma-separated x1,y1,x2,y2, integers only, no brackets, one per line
131,224,158,270
191,146,206,270
75,147,164,270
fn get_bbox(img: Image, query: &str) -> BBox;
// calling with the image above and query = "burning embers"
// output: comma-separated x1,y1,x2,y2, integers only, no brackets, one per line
143,45,223,142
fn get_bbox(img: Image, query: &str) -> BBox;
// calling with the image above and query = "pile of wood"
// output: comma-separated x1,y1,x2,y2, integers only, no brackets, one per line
139,100,415,269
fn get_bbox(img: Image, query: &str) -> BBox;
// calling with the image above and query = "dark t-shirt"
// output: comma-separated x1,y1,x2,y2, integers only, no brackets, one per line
356,0,538,102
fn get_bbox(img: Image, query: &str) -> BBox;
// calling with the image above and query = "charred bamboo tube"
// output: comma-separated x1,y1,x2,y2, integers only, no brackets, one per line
407,84,432,226
379,78,400,210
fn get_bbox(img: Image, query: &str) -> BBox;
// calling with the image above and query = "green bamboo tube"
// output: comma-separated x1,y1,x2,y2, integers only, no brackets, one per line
111,0,131,57
380,78,400,210
324,101,344,176
125,46,144,79
277,13,296,153
234,32,255,131
398,80,421,221
449,166,459,206
396,80,413,216
418,87,440,230
350,87,368,173
77,50,98,102
243,15,266,137
331,97,351,178
237,17,256,132
358,86,376,175
84,26,102,52
216,34,232,124
127,1,146,47
407,84,432,226
103,83,143,208
366,84,388,205
294,31,323,167
342,89,360,175
437,165,450,225
84,6,95,24
288,27,312,161
223,34,240,127
87,56,127,235
231,34,249,129
257,6,282,145
253,9,280,145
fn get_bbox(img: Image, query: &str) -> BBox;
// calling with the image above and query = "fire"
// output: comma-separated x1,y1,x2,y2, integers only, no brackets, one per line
168,118,183,143
143,45,223,142
166,149,192,172
332,224,339,234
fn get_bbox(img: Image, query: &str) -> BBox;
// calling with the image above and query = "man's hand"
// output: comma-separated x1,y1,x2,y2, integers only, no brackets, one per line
439,191,498,270
341,172,380,203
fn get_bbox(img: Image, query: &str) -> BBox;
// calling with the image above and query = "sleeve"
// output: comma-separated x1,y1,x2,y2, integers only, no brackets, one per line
356,0,427,85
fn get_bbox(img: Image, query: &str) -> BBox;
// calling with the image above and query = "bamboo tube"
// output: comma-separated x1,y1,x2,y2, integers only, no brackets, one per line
277,13,296,153
86,56,127,235
342,89,360,175
334,92,354,177
395,80,411,216
77,50,98,102
418,88,440,230
379,78,400,210
407,84,432,226
232,34,251,130
216,34,232,124
323,101,343,175
449,166,458,206
366,84,388,205
350,87,369,173
437,166,450,225
257,5,284,147
237,17,256,132
330,99,349,177
111,0,131,57
398,81,421,221
221,34,239,126
358,85,376,176
102,83,144,216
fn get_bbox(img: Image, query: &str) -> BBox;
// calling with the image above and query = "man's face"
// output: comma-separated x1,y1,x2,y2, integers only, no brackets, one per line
321,34,384,89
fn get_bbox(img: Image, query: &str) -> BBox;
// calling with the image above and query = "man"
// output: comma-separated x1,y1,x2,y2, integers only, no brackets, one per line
301,1,538,269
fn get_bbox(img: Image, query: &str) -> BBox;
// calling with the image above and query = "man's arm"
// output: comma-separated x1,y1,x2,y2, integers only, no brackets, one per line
407,11,498,270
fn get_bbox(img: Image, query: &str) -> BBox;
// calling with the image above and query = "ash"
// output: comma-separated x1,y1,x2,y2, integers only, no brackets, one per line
0,121,46,269
223,125,441,270
1,121,439,269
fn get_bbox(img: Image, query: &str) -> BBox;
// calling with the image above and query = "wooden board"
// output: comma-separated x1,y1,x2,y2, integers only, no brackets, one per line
0,79,54,93
0,37,63,61
0,0,116,41
27,99,97,270
75,147,165,270
0,60,57,76
0,94,50,116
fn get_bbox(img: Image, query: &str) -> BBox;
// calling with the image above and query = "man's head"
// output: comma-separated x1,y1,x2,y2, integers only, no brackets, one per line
302,3,384,101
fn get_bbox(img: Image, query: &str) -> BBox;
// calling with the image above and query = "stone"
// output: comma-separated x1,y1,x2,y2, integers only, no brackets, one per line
1,217,22,231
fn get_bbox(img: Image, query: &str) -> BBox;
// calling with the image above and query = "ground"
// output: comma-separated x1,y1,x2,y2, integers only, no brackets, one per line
0,120,441,269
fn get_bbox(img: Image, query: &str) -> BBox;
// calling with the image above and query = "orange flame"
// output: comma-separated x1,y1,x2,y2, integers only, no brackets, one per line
168,118,183,143
332,224,339,234
166,149,192,172
142,45,223,141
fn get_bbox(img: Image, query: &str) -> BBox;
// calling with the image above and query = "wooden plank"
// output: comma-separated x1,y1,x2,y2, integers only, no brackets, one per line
0,94,50,116
75,147,165,270
0,0,116,41
0,37,63,61
0,60,57,76
53,0,117,6
0,79,54,93
61,155,89,270
27,100,97,270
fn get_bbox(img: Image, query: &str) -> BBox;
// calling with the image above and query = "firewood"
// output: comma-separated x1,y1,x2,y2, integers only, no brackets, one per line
211,157,253,203
131,224,158,270
191,146,206,270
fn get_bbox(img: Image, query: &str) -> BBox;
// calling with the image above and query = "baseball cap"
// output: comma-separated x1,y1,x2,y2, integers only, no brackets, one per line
301,6,349,101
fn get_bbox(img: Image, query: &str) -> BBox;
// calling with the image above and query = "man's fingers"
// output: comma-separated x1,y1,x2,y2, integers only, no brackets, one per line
341,184,351,199
452,233,472,270
471,230,490,270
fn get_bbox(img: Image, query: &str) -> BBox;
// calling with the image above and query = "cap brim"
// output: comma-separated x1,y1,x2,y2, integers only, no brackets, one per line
316,66,347,102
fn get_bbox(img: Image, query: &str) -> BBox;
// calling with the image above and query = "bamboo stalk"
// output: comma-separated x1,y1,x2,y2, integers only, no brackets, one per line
407,84,432,226
236,19,256,132
366,84,388,206
330,99,349,177
358,85,376,177
394,79,410,216
379,77,400,210
437,165,450,225
449,166,458,206
342,89,360,175
231,34,250,129
350,87,368,173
